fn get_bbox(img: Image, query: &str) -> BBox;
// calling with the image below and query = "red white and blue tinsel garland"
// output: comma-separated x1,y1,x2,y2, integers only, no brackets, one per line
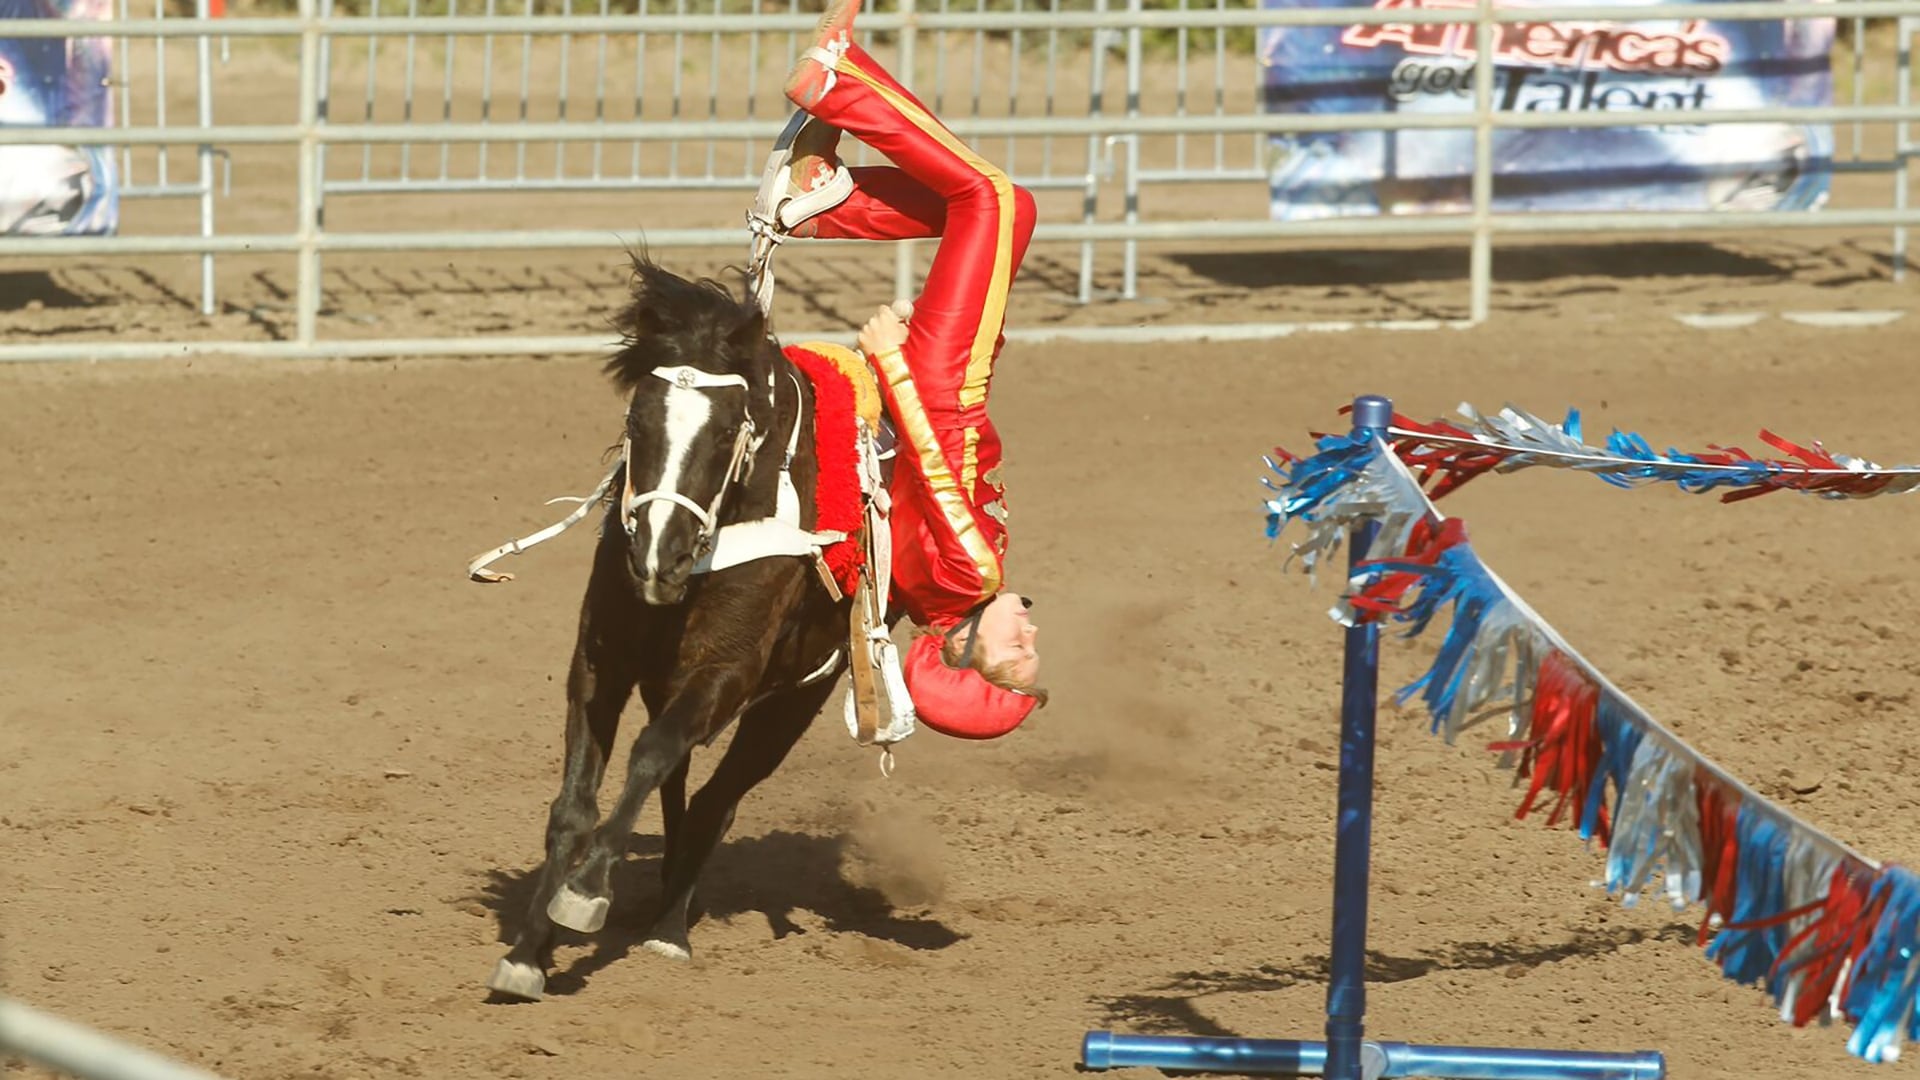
1368,402,1920,503
1264,429,1920,1064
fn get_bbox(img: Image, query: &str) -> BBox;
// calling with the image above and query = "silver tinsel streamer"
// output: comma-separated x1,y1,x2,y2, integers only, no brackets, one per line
1606,738,1703,911
1273,454,1428,589
1409,403,1920,497
1452,403,1607,476
1438,606,1540,747
1777,831,1844,1025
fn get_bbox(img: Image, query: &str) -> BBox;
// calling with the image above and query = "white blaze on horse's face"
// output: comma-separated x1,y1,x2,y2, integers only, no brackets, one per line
639,383,713,581
619,365,758,604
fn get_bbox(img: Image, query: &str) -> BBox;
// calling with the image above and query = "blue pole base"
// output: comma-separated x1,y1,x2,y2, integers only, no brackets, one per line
1081,1032,1665,1080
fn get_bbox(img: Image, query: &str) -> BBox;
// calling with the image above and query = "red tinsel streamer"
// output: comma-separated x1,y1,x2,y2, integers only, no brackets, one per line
1386,413,1509,500
1766,865,1886,1027
1706,862,1886,1027
781,345,867,595
1489,652,1609,844
1355,403,1907,505
1345,517,1471,622
1722,431,1901,502
1695,776,1745,947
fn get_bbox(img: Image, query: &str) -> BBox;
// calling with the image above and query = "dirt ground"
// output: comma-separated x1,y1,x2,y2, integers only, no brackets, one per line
8,302,1920,1080
10,22,1920,1080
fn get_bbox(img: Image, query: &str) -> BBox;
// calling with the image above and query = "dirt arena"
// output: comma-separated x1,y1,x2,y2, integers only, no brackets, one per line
10,26,1920,1080
8,288,1920,1080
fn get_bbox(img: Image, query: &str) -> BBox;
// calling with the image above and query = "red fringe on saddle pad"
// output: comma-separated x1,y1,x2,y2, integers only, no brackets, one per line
783,345,866,596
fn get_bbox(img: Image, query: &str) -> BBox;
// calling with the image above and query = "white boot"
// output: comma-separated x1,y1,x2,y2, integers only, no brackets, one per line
746,110,854,312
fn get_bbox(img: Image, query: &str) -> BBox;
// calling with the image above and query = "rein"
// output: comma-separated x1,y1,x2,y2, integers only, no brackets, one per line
465,362,772,583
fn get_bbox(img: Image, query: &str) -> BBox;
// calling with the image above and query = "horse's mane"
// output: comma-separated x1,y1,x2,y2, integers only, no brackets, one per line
604,251,768,395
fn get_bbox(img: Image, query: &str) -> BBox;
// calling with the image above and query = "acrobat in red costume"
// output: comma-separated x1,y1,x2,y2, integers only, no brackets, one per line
786,36,1037,630
777,6,1043,737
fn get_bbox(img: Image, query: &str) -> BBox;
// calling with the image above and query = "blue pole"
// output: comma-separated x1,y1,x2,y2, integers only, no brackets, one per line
1076,393,1667,1080
1081,1033,1665,1080
1325,393,1393,1080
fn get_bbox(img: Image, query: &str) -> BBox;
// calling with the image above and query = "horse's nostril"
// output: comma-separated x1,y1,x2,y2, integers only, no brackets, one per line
665,551,696,583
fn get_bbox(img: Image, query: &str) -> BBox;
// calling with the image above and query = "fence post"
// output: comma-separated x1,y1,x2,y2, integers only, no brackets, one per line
1468,0,1493,323
1120,0,1141,300
893,0,920,305
1897,18,1911,283
195,0,217,315
1077,0,1108,304
296,0,323,346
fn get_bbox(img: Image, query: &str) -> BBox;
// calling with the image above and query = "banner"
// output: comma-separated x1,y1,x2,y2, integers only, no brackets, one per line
1,0,118,235
1258,0,1835,218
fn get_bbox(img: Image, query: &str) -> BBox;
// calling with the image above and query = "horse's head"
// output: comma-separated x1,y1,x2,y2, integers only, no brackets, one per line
605,255,778,605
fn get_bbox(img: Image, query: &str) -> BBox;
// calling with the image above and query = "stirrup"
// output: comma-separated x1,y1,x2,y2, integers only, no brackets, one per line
745,110,851,313
750,110,854,235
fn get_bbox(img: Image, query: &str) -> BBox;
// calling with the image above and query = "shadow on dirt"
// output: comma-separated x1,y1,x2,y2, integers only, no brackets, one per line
1093,921,1695,1037
471,827,966,998
1171,242,1792,290
0,271,93,310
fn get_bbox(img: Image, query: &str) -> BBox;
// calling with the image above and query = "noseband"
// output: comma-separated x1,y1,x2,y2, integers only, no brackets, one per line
620,364,762,558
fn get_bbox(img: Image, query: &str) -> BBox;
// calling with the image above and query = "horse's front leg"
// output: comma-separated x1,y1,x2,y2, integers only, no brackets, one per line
643,679,833,962
487,604,635,1001
549,669,755,934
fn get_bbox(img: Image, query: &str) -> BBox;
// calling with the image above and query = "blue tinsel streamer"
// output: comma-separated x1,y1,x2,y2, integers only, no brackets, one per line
1598,428,1778,495
1842,867,1920,1062
1263,431,1380,537
1349,547,1508,735
1706,808,1794,986
1586,695,1645,847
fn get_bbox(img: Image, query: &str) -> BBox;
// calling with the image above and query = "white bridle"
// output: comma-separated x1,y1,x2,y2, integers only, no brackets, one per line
619,364,761,561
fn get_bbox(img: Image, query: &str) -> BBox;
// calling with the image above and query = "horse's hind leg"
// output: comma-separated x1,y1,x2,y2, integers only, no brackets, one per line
643,682,831,962
488,630,634,1001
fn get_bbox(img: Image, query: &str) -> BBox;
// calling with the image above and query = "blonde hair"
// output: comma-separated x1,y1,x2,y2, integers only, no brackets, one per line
932,627,1049,708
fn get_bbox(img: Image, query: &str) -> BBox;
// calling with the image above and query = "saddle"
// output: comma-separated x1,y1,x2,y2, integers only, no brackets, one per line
780,342,917,761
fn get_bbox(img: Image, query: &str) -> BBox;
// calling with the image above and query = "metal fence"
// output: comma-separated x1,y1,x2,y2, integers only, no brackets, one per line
1,0,1917,361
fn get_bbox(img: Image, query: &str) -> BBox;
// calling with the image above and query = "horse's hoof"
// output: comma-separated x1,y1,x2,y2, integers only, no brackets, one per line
487,958,546,1001
546,884,610,934
641,938,691,963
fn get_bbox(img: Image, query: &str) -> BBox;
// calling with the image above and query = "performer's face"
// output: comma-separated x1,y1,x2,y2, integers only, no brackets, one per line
975,591,1041,688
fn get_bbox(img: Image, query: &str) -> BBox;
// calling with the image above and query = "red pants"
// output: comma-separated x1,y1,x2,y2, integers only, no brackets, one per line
799,44,1039,629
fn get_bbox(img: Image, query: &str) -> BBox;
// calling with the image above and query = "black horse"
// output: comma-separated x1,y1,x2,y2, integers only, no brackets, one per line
488,256,857,1001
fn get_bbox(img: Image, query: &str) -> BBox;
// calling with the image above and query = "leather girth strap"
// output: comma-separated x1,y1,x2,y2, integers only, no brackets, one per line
846,567,882,746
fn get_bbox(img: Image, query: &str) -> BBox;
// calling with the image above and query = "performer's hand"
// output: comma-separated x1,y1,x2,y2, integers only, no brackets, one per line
859,304,909,356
